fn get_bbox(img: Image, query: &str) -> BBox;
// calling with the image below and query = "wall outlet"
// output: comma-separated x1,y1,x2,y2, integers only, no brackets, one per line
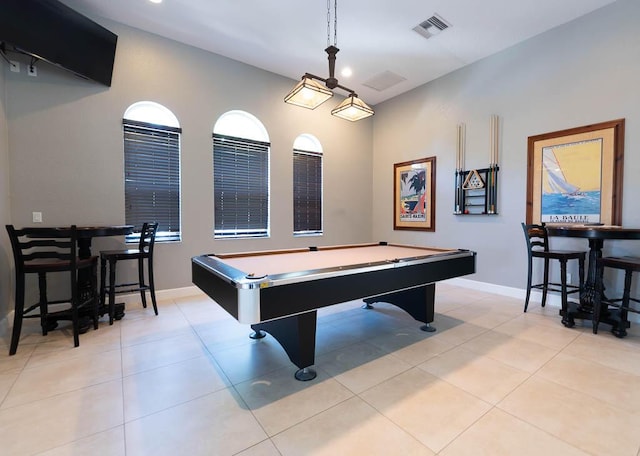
9,60,20,73
27,65,37,77
32,212,42,223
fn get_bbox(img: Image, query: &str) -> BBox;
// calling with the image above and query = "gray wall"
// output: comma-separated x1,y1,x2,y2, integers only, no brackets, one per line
3,0,640,326
372,0,640,291
3,20,373,312
0,57,11,323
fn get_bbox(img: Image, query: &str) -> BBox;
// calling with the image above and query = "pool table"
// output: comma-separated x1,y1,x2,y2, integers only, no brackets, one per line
192,242,476,380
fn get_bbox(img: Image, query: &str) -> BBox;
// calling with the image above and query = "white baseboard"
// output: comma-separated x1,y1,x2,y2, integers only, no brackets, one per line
118,285,203,306
0,286,204,339
443,277,639,323
444,277,530,300
444,277,564,306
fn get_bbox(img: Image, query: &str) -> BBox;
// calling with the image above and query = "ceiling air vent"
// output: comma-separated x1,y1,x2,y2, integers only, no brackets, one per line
413,14,451,40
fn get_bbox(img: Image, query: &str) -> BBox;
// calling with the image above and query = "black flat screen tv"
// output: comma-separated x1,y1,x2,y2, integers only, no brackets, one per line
0,0,117,86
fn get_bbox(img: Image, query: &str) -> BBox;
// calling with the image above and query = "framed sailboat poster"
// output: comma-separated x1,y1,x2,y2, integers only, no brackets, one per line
526,119,625,225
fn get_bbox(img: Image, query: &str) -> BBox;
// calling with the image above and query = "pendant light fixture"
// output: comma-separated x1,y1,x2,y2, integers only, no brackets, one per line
284,0,374,121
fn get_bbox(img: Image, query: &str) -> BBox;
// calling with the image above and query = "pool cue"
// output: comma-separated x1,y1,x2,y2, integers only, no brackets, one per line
489,115,499,214
455,124,463,213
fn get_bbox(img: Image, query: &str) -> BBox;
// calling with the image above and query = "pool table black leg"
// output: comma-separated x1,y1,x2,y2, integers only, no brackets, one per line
362,284,436,331
251,310,318,381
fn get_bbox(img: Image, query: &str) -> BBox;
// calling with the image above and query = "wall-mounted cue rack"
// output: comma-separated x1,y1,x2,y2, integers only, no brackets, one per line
455,167,499,214
454,115,500,215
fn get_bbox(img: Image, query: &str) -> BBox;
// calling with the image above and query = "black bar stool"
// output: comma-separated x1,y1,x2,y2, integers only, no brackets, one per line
5,225,99,355
521,223,585,326
593,256,640,338
99,222,159,324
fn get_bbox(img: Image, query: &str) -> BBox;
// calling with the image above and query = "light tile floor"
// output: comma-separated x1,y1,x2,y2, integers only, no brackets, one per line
1,284,640,455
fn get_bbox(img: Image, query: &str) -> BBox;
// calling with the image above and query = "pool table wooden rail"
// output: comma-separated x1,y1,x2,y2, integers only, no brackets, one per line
192,243,470,290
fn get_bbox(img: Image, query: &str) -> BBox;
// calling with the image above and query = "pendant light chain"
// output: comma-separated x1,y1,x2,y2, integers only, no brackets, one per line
334,0,338,46
284,0,373,121
326,0,330,47
326,0,338,47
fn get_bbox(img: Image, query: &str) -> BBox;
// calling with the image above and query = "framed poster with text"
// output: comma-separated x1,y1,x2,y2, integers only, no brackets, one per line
526,119,624,225
394,157,436,231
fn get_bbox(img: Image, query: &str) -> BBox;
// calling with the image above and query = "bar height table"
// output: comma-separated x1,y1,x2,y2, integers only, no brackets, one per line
29,225,134,328
546,224,640,328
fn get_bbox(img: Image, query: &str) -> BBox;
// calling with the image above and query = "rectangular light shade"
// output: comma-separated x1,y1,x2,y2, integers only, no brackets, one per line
331,95,374,121
284,76,333,109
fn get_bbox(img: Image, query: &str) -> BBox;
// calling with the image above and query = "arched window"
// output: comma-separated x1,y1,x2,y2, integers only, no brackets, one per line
123,101,181,242
123,101,179,127
293,134,323,235
213,110,270,238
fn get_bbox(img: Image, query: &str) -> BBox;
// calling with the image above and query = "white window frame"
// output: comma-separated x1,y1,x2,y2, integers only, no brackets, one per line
123,101,182,243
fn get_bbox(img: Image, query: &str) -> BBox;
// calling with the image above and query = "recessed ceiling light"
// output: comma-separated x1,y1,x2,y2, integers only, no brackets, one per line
341,67,353,78
149,0,162,4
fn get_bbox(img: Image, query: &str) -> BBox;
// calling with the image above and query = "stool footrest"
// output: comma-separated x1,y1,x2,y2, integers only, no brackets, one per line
111,286,150,295
531,283,581,294
600,297,640,314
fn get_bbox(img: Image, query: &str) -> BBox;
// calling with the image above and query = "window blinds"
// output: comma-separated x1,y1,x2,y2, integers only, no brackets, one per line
293,149,322,234
213,133,270,237
124,120,181,242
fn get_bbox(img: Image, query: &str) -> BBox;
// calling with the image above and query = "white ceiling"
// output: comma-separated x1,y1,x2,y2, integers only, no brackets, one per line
61,0,617,106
